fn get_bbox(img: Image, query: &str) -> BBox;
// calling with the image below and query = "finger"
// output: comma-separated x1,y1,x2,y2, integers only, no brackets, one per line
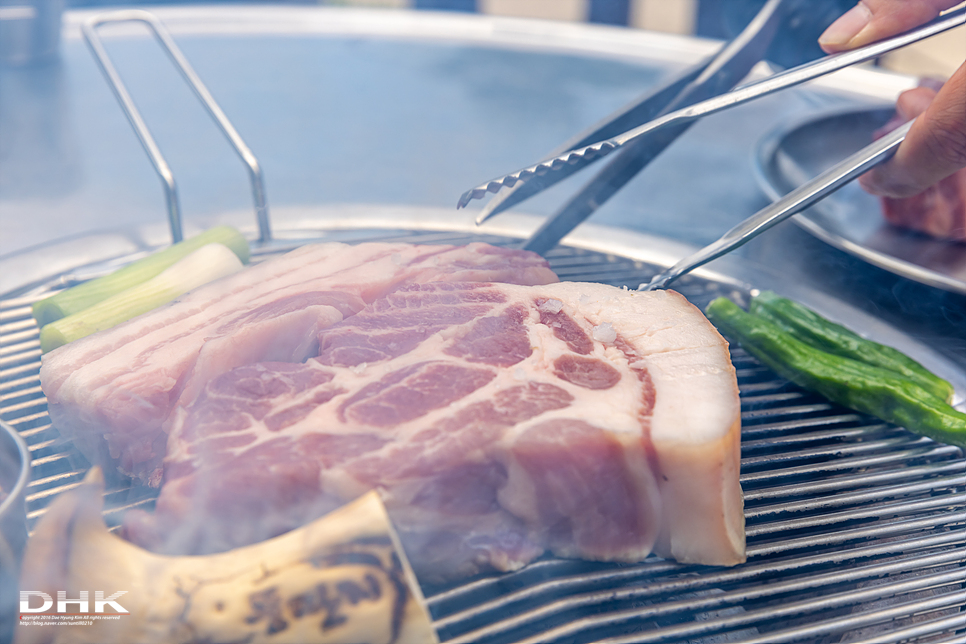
895,85,938,121
819,0,960,53
871,85,937,139
860,62,966,197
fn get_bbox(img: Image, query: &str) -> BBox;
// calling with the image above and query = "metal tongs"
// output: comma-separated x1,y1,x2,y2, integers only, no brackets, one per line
469,0,802,250
459,3,965,285
641,117,913,290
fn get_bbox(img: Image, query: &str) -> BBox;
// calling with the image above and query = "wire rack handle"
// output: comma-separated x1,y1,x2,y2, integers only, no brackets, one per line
82,10,272,243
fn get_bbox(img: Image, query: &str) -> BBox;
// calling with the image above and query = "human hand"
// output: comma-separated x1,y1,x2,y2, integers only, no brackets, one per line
819,0,966,200
872,78,966,241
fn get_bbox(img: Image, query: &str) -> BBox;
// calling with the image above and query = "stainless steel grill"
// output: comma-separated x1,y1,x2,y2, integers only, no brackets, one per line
1,227,964,644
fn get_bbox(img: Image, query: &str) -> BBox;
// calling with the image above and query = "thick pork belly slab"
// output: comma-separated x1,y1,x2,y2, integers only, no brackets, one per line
39,242,557,484
125,282,743,580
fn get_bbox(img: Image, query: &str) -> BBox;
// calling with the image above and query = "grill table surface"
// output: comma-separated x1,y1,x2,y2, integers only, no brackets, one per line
1,224,964,644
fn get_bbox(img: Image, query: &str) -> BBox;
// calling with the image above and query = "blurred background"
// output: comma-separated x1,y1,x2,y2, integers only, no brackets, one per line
48,0,965,76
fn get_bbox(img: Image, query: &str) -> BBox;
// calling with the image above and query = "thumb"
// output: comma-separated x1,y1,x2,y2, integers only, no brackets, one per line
859,62,966,197
819,0,960,53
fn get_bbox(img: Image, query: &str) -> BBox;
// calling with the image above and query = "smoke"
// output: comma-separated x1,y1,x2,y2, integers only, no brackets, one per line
1,425,29,642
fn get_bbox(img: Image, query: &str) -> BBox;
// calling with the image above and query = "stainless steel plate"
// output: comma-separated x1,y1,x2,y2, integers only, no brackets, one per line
754,107,966,295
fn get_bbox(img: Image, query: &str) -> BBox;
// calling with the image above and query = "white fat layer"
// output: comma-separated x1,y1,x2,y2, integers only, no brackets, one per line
537,298,563,313
592,322,617,344
647,345,739,444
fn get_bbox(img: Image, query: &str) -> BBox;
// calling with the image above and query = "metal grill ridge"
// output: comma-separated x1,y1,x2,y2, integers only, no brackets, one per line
1,232,963,644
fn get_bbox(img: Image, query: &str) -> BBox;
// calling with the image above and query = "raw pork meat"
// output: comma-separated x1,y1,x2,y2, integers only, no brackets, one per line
880,169,966,241
40,243,557,484
124,282,743,580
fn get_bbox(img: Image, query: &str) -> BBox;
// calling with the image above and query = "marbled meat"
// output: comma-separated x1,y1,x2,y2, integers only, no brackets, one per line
123,281,744,580
40,242,557,485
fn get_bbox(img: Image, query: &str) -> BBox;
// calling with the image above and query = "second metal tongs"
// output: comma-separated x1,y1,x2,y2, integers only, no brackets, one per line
639,118,913,291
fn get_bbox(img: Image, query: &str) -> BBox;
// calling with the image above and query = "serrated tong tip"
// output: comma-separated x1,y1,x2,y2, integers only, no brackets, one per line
457,141,619,209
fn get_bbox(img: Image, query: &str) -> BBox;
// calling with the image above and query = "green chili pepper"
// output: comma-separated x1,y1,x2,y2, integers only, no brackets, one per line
706,297,966,448
750,290,954,403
